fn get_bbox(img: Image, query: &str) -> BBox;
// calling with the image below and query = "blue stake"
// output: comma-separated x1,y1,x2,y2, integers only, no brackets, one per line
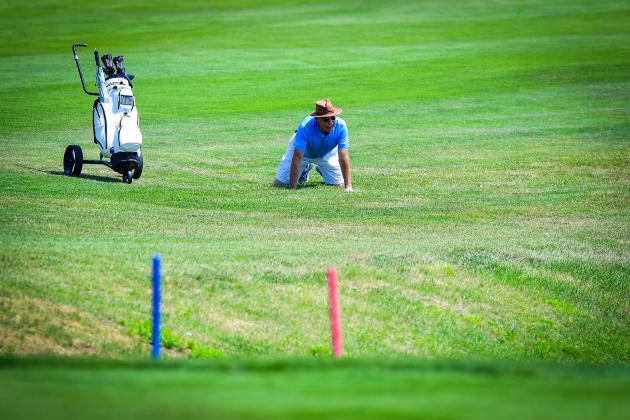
152,254,161,360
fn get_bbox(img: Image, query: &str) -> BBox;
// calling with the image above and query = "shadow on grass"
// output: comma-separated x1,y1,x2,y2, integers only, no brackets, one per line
44,170,121,183
271,182,329,190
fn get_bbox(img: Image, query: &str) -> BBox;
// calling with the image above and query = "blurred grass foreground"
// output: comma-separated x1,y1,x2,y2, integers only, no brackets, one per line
0,0,629,418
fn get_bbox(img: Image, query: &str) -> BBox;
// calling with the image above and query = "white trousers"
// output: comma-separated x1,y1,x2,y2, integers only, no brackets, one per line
275,134,344,185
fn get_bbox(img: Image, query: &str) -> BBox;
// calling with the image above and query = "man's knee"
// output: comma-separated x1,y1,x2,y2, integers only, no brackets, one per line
273,178,288,187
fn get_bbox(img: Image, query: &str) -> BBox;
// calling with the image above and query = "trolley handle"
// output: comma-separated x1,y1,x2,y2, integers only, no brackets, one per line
72,43,87,61
72,43,99,96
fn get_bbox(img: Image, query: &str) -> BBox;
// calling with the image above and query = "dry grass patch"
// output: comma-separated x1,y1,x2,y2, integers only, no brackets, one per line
0,295,135,357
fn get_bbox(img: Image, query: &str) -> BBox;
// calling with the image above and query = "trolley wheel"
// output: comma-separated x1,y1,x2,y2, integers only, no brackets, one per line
63,145,83,177
132,150,143,179
123,170,133,184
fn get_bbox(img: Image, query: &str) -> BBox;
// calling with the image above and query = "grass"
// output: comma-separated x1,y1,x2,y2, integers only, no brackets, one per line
0,0,629,416
1,357,630,420
1,0,629,360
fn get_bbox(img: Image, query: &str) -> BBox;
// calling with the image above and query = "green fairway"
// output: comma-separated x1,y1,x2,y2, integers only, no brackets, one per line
2,357,630,420
1,0,630,413
1,0,629,361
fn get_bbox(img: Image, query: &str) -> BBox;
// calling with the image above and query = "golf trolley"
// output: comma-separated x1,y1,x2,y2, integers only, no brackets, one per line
65,43,143,184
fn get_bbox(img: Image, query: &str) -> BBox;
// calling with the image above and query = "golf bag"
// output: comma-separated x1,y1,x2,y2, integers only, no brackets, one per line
93,55,142,174
67,43,143,184
93,69,142,170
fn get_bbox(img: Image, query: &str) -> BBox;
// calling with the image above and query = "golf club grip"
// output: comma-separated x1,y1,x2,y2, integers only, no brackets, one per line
94,50,100,67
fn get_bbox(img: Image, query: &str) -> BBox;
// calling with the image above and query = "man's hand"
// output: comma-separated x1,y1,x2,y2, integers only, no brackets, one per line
345,186,354,193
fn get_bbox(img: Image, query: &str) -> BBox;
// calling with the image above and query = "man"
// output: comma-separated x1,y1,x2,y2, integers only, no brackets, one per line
274,99,354,192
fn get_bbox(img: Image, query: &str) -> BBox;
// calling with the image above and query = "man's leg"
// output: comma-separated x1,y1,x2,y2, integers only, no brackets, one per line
314,147,344,186
274,134,312,187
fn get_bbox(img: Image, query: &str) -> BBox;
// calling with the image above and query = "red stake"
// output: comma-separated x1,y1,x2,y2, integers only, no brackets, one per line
328,266,343,358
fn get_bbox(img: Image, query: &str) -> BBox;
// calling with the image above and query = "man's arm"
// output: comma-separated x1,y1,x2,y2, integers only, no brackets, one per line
338,148,352,189
289,149,304,189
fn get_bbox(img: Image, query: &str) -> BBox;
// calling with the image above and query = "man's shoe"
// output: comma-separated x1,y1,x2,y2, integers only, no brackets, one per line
298,163,313,183
315,165,323,178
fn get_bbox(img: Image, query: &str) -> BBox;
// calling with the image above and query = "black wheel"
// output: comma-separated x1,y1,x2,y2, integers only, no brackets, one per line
123,170,133,184
63,145,83,177
132,150,143,179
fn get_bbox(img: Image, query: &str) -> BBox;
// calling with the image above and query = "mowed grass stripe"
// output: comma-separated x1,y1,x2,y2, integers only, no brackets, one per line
0,0,629,365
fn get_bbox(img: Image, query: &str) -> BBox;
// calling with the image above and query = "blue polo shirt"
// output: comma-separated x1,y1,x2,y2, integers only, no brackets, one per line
294,116,348,159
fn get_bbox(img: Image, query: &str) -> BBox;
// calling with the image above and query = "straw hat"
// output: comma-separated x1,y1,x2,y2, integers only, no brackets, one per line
309,98,342,118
